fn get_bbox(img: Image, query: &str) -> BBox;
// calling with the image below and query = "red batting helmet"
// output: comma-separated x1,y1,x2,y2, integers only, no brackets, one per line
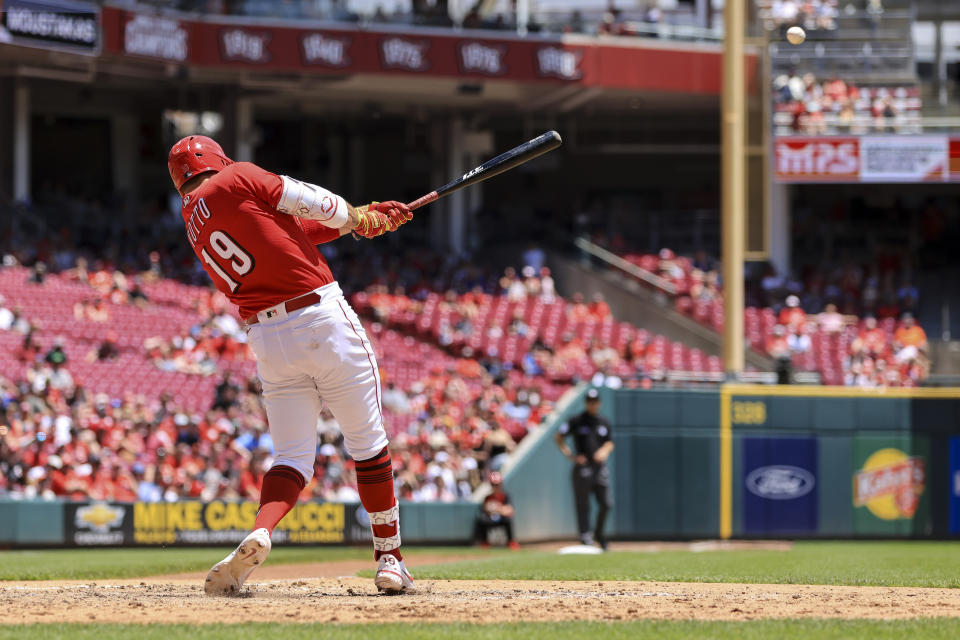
167,135,233,191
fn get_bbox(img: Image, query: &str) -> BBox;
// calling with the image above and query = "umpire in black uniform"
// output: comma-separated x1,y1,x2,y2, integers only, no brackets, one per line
555,388,614,550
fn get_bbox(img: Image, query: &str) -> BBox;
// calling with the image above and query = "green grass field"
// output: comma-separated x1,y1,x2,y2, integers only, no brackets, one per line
3,541,960,586
0,546,500,581
2,620,960,640
406,541,960,588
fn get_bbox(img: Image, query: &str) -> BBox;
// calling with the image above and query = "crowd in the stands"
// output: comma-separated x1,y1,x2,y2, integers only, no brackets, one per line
619,244,930,387
0,194,611,502
773,72,920,135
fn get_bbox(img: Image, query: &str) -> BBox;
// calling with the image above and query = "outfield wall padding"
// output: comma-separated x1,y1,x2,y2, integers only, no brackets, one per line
0,500,476,548
505,386,960,542
0,500,64,546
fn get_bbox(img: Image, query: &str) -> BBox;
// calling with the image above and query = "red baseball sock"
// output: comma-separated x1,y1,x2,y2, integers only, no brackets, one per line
253,465,305,534
355,447,402,561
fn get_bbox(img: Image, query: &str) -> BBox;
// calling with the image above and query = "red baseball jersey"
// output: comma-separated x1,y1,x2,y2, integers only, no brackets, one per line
180,162,341,319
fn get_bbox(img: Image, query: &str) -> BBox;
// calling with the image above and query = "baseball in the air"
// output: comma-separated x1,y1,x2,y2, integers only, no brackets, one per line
786,26,806,45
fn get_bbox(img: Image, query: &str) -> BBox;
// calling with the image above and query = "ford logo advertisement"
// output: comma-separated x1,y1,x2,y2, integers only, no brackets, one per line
744,437,818,533
745,465,816,500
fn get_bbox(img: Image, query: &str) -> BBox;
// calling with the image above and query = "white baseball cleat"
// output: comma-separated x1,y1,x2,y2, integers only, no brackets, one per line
374,554,414,593
204,527,272,596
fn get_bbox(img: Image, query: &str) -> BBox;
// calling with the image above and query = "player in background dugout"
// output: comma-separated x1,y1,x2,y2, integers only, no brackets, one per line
168,135,414,595
474,471,520,550
555,388,614,550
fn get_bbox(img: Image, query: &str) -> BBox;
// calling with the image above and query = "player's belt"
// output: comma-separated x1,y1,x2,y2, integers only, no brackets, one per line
243,291,323,327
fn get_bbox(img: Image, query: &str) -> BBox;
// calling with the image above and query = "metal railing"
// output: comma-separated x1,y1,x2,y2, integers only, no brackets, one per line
573,237,676,296
113,1,727,42
773,115,960,136
665,371,823,385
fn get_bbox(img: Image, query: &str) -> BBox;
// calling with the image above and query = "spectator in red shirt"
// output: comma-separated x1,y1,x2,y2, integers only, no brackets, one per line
855,316,887,358
589,293,611,320
779,295,807,330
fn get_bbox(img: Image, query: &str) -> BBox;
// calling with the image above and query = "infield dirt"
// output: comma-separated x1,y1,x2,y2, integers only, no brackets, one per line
2,575,959,624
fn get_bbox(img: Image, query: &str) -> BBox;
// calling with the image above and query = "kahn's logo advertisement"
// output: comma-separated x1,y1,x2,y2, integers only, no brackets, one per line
220,28,271,63
380,36,429,71
854,448,925,520
301,32,351,67
535,46,582,80
66,502,130,546
458,42,507,76
124,14,188,62
745,465,816,500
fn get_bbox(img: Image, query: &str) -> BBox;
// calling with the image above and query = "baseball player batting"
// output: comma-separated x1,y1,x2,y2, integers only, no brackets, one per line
167,135,414,595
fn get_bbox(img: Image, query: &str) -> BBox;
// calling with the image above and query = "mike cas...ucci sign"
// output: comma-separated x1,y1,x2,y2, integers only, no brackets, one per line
775,136,958,183
1,0,99,53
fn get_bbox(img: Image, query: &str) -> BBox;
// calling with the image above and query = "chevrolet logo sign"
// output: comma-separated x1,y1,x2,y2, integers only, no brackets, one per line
76,503,124,532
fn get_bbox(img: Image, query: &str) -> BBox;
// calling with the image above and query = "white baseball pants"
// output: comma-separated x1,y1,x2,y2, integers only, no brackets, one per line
245,281,388,481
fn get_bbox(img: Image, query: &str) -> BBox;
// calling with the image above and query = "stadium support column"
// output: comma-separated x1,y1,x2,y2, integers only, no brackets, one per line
235,97,253,162
463,130,492,253
721,0,745,375
769,182,790,279
349,135,364,211
696,0,710,29
111,115,138,205
12,82,29,202
0,79,10,199
447,118,466,255
516,0,529,35
935,20,947,109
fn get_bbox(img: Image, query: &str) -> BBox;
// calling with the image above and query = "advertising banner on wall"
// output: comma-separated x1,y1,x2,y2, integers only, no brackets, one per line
0,0,100,54
950,139,960,183
742,437,818,534
64,502,133,546
950,437,960,535
775,136,958,184
64,501,373,546
132,500,373,545
852,437,931,535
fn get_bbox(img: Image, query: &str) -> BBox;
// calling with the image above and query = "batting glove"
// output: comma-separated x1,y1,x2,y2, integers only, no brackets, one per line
354,201,412,239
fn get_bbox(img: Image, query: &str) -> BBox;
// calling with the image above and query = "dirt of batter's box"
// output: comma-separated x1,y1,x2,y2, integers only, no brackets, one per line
1,578,959,624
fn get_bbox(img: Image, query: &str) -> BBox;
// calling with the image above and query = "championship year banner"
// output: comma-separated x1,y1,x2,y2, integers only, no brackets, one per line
98,6,752,95
775,136,957,184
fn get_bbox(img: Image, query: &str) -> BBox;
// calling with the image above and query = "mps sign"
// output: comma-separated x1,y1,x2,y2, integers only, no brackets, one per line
1,0,99,53
775,136,954,184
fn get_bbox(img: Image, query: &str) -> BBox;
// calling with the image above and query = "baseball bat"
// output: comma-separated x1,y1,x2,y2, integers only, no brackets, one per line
406,130,562,211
